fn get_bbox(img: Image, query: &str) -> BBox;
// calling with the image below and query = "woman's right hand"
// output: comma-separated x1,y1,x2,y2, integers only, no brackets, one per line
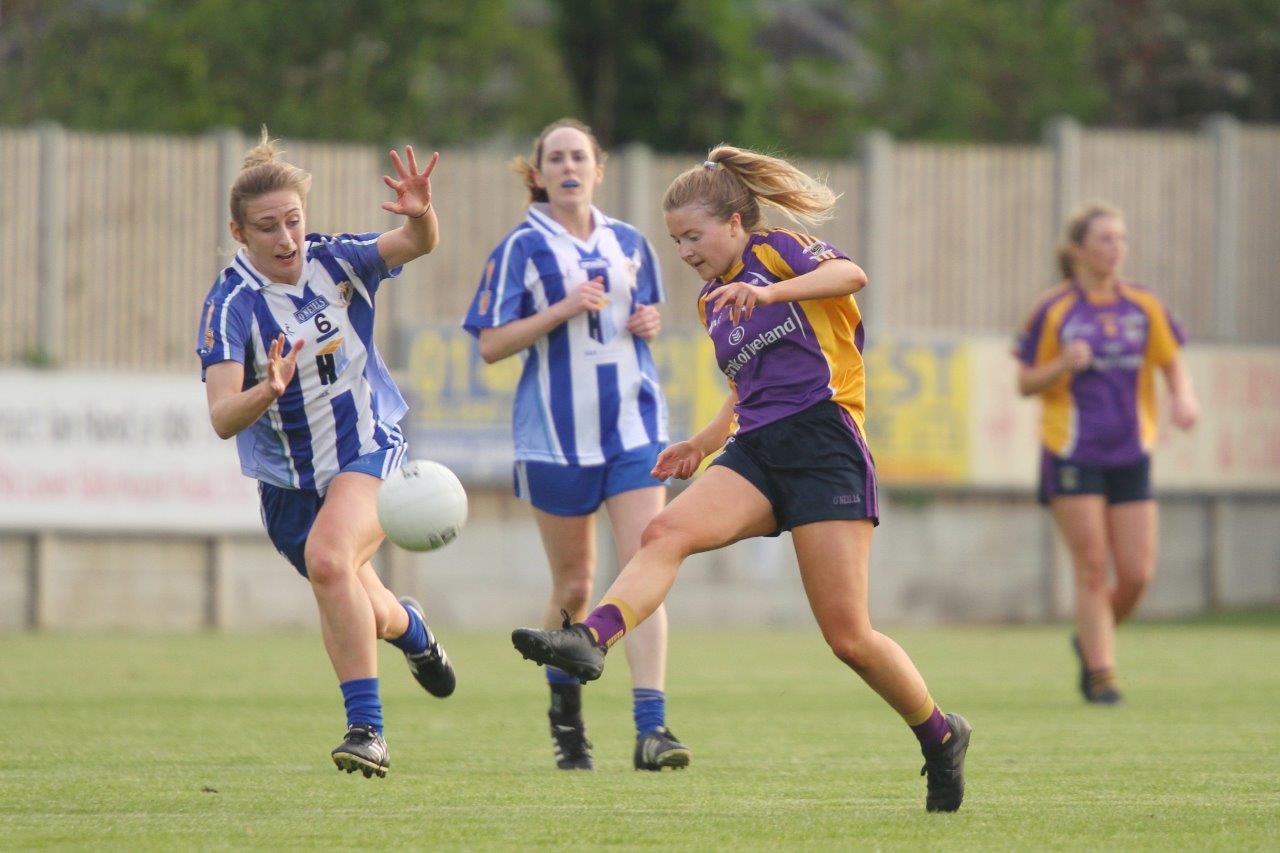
266,333,303,398
651,441,706,481
555,277,608,321
1061,339,1093,372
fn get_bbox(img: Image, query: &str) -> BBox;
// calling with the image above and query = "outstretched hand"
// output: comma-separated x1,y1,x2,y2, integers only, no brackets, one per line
266,333,303,398
381,146,438,219
651,441,705,480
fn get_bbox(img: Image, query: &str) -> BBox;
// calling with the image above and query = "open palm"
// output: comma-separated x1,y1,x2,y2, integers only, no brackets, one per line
382,146,438,218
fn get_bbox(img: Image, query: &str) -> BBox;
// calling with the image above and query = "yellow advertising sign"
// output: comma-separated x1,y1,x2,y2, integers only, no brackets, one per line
862,339,970,485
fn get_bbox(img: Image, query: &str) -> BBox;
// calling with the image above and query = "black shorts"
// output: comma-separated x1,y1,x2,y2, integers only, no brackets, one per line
1038,450,1152,506
711,401,879,534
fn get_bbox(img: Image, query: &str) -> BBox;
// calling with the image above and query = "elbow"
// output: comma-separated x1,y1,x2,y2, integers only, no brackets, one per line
849,268,868,294
478,341,503,365
209,413,237,441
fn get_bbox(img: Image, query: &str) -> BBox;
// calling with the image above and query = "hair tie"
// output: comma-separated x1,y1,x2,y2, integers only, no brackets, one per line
702,160,720,170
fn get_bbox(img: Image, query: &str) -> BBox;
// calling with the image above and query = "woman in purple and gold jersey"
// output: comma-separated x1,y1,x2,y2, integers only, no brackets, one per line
1016,203,1199,704
511,146,971,814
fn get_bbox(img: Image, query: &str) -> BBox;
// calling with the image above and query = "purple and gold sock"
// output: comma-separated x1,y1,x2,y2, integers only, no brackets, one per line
581,598,636,649
905,696,951,750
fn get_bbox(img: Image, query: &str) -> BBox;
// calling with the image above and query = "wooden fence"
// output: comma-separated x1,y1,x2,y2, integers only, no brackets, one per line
2,118,1277,371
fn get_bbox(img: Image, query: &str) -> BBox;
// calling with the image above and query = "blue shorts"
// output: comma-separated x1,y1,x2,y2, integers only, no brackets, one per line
712,402,879,535
1038,450,1151,506
514,442,665,517
259,444,407,577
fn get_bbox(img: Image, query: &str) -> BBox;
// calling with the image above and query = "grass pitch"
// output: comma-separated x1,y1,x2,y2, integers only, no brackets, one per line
1,614,1277,850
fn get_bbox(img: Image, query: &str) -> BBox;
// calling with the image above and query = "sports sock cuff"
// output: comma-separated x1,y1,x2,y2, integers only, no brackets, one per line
599,597,638,632
903,695,939,726
387,602,428,655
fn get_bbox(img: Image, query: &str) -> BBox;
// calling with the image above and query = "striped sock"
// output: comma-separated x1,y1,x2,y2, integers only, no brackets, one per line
905,696,951,750
633,688,666,735
582,599,636,649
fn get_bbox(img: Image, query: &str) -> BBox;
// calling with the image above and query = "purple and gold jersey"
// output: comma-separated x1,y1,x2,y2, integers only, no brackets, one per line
698,229,863,434
1016,280,1186,467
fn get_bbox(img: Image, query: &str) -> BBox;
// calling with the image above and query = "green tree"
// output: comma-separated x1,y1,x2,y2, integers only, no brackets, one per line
863,0,1106,141
0,0,578,144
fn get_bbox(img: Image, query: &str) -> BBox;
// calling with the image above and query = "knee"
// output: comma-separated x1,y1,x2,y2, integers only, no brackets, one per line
304,544,353,588
551,573,594,614
1117,564,1154,593
827,631,879,674
1073,551,1110,593
639,513,694,555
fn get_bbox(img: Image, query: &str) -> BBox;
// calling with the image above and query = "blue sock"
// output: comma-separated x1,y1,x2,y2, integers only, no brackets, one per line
633,688,666,735
339,677,383,733
546,666,580,686
387,602,428,655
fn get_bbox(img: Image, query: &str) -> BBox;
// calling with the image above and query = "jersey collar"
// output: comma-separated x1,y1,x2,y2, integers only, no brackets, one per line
527,203,608,251
234,247,307,291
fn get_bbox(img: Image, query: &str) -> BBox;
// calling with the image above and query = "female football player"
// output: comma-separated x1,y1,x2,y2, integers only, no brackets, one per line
197,129,455,778
1016,203,1199,704
463,118,689,772
511,145,971,811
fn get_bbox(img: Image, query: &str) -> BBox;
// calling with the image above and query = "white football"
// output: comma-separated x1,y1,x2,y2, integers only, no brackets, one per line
378,459,468,552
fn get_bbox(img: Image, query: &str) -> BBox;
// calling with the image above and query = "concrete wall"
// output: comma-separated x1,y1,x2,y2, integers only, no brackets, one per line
4,489,1277,631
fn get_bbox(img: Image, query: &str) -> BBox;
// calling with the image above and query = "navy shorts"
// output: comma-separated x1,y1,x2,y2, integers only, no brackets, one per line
259,444,407,577
711,401,879,534
514,442,665,517
1038,450,1151,506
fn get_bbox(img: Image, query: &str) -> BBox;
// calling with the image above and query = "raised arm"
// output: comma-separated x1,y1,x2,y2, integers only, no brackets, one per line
205,334,302,439
376,146,440,269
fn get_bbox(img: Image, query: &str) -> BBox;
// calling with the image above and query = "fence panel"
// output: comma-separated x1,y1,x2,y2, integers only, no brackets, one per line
1238,128,1280,344
1079,130,1217,338
0,129,41,363
891,143,1054,334
61,132,219,369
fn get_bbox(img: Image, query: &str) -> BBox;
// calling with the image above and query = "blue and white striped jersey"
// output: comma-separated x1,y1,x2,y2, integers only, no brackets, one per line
197,232,407,494
463,204,668,466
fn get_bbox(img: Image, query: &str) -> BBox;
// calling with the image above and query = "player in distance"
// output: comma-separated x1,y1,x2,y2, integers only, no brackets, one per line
1016,203,1199,704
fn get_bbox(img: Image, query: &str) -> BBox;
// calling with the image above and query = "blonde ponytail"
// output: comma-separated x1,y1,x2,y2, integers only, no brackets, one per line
662,144,838,228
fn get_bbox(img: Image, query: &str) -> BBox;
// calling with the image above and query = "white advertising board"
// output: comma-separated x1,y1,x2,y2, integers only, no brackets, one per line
0,370,261,533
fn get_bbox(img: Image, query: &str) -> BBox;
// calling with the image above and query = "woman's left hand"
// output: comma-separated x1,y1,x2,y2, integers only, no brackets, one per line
1171,393,1200,430
627,304,662,340
381,146,439,219
707,281,772,324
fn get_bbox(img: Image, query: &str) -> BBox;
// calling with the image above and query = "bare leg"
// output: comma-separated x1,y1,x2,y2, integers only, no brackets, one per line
604,486,668,690
596,466,776,626
791,519,930,716
1107,500,1157,623
303,472,387,682
355,561,409,640
532,509,597,627
1051,495,1114,671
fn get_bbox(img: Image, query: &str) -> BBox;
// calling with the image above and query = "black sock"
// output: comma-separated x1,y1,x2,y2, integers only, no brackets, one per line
549,682,583,720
